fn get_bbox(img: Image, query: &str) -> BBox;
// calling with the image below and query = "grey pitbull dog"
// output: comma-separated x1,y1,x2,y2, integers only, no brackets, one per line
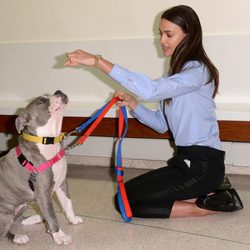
0,90,82,245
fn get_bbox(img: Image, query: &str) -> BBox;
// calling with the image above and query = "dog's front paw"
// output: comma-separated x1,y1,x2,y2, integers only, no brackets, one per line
13,234,29,244
52,229,72,245
68,215,83,225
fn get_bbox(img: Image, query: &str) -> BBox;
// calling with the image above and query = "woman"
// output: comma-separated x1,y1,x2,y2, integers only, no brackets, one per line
64,5,243,218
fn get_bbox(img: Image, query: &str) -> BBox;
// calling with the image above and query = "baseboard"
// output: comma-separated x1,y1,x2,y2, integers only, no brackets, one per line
67,155,250,176
1,149,249,175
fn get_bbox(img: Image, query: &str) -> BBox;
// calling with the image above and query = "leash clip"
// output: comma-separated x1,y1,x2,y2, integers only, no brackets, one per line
64,129,78,140
65,143,79,152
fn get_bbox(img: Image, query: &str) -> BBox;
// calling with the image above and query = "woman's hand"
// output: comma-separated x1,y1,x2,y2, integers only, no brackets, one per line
64,49,114,73
114,91,138,110
64,50,95,67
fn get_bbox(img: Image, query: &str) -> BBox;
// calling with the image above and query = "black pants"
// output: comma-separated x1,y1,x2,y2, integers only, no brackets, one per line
114,145,225,218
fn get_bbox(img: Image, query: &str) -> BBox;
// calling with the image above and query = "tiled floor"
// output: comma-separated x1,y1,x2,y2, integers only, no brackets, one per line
1,165,250,250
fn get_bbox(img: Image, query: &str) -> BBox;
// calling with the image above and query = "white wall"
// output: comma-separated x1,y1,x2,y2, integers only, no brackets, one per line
0,0,250,168
0,0,250,104
1,0,249,42
0,35,249,105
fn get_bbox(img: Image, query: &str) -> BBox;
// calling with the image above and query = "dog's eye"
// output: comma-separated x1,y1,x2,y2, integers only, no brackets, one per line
38,97,48,104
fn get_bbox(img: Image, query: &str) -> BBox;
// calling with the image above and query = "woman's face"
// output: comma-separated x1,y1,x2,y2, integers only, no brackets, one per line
159,19,187,57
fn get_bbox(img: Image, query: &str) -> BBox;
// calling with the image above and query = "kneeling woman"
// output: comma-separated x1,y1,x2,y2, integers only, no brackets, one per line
65,5,243,218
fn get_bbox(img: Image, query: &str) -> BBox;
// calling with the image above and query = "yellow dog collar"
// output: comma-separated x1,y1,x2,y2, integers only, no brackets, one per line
21,132,65,144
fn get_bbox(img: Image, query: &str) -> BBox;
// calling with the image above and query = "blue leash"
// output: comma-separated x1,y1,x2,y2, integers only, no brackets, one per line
70,98,132,222
116,106,132,222
76,101,111,133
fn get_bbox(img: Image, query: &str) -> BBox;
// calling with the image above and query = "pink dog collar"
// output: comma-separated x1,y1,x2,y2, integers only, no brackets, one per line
16,146,65,191
16,146,65,174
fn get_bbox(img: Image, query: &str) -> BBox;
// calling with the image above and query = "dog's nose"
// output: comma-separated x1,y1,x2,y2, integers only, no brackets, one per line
54,90,64,95
54,90,69,104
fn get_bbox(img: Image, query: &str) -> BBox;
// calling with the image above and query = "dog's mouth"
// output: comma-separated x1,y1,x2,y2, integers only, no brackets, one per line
50,101,67,113
54,105,63,112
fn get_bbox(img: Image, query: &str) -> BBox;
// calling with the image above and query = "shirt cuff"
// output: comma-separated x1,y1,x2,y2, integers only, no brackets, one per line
130,103,147,119
108,64,124,78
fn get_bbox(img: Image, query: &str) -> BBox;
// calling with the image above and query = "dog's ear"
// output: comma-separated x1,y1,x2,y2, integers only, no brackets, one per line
15,112,29,134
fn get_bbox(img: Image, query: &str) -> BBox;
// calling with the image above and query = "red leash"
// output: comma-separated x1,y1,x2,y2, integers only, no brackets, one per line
77,97,119,145
68,97,132,222
116,107,132,221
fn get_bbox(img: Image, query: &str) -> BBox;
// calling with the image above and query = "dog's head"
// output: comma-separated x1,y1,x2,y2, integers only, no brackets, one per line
15,90,68,136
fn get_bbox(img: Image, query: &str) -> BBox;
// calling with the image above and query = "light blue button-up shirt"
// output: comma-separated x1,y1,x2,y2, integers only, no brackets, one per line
109,61,222,150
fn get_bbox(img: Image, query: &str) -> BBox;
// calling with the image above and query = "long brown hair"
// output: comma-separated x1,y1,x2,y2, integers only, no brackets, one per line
161,5,219,98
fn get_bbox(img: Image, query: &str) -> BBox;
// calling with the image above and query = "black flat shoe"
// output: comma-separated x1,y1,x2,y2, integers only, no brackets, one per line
216,176,232,191
196,188,243,212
